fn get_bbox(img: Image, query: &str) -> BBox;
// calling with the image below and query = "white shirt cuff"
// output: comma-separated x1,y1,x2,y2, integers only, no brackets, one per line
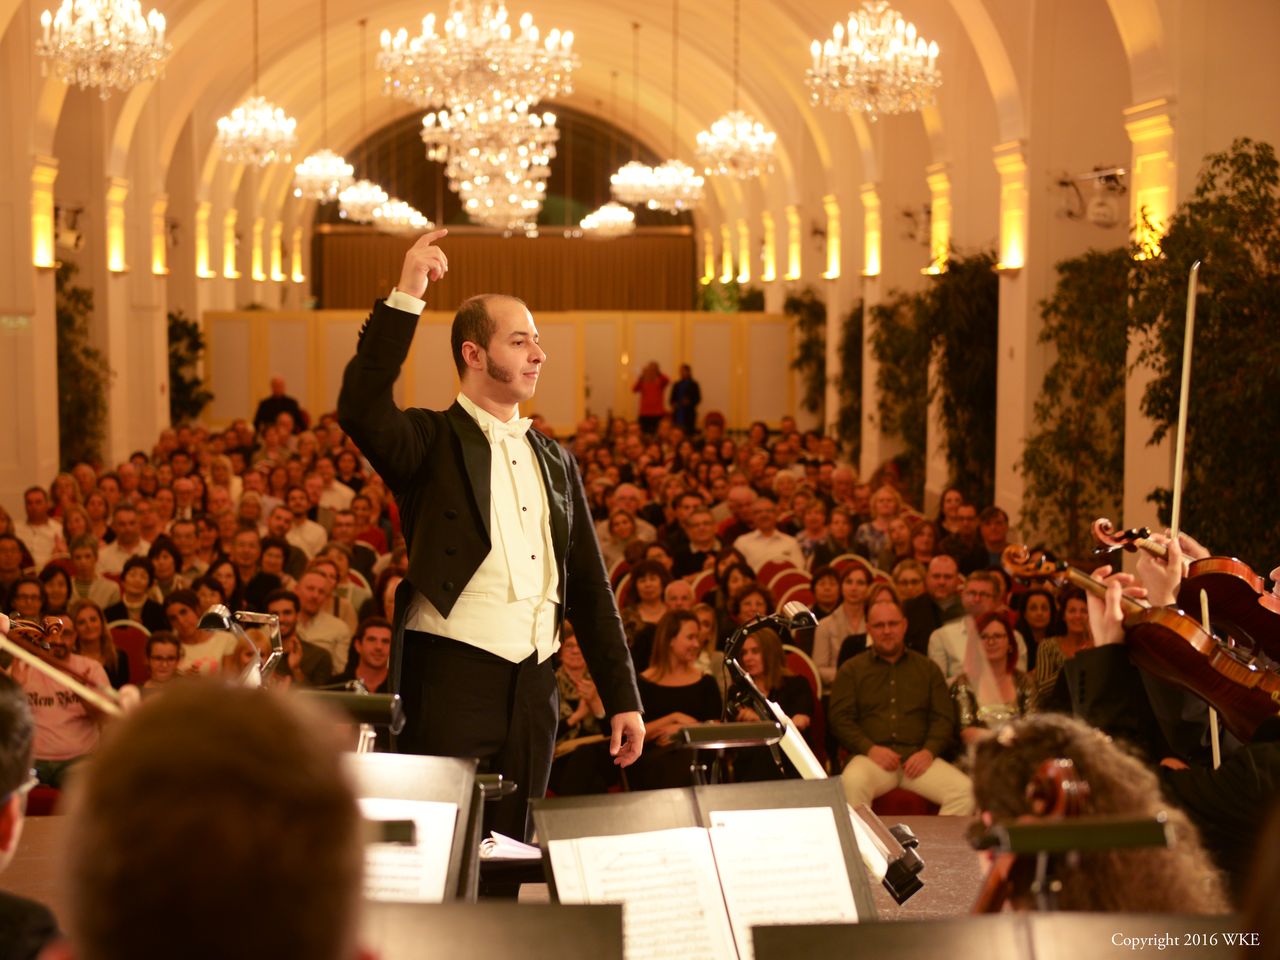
386,288,426,315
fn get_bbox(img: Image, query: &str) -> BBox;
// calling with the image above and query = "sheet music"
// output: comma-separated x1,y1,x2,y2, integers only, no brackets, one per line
480,830,543,860
549,827,739,960
359,797,458,903
707,807,860,960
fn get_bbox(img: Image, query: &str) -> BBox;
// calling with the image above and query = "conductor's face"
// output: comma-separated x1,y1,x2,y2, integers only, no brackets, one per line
469,298,547,406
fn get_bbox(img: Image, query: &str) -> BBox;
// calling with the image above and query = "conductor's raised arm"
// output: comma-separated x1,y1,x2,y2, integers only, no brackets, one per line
336,230,448,492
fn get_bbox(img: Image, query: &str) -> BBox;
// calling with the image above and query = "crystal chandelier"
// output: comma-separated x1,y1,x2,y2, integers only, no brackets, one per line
695,0,776,180
338,180,389,223
610,160,655,207
580,201,635,238
216,0,297,166
646,0,703,214
806,0,941,121
36,0,171,98
462,177,545,233
293,0,353,200
378,1,577,112
373,198,434,235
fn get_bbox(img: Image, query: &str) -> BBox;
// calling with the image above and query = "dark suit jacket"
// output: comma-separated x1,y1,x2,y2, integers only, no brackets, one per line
337,300,641,717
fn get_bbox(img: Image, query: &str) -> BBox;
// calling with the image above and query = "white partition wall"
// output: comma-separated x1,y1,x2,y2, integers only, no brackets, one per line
202,310,793,434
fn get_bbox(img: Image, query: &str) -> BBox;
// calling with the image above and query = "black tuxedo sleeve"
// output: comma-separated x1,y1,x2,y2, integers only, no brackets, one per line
1062,644,1173,761
560,449,642,716
337,300,437,493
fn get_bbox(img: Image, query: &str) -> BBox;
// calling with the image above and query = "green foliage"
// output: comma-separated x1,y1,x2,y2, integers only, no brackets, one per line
55,262,112,469
739,286,765,311
835,301,863,466
1130,138,1280,567
168,310,213,424
696,279,741,312
918,251,1000,505
1018,248,1130,558
786,288,827,416
868,290,929,501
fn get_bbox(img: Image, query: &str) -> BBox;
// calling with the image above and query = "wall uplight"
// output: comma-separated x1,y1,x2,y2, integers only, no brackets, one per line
785,205,801,280
270,222,286,281
760,210,777,282
151,196,169,275
860,184,881,277
701,228,715,285
822,194,841,280
106,178,128,272
290,226,306,282
736,220,751,284
925,163,950,274
222,209,241,279
195,201,215,278
31,157,58,268
251,216,266,281
993,143,1027,270
720,224,734,283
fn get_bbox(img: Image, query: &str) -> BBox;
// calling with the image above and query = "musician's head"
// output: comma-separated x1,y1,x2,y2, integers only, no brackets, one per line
451,294,544,405
969,713,1227,913
0,673,35,873
47,683,370,960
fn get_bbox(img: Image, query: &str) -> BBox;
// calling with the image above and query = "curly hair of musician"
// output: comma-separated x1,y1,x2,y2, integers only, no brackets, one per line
969,713,1230,914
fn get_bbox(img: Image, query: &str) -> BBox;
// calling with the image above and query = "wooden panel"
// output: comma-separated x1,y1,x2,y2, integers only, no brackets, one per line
267,317,310,414
745,318,792,426
580,314,621,421
529,318,577,428
206,315,251,422
686,315,736,427
408,316,457,412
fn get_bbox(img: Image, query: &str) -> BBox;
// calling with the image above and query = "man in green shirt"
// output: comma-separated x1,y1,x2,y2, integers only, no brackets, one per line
829,595,974,814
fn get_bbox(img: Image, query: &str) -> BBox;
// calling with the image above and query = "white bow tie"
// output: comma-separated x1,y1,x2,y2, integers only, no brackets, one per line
482,417,532,443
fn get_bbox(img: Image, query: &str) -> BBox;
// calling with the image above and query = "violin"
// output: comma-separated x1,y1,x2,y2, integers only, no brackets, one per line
2,614,122,714
1003,545,1280,743
1093,519,1280,663
973,757,1090,913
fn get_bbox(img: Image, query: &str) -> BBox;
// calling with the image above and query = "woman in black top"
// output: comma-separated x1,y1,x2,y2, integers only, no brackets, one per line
104,556,169,633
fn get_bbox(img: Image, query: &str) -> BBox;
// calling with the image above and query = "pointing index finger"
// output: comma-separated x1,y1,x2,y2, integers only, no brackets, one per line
418,228,448,245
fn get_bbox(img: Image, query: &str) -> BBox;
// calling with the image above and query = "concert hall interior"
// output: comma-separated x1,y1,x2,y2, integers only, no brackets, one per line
2,0,1280,957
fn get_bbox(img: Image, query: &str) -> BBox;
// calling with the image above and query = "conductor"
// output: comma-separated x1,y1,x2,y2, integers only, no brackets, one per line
338,231,644,839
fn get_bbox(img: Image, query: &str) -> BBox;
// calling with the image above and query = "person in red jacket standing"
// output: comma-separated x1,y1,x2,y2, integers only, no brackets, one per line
633,361,670,436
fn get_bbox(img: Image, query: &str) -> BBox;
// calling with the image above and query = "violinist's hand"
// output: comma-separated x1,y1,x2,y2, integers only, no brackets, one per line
1175,530,1210,561
118,684,142,713
1136,532,1183,606
1087,565,1140,647
395,229,449,299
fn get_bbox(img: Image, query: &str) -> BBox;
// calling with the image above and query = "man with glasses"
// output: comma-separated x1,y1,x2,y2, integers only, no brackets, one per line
829,596,973,814
0,668,60,957
926,570,1027,681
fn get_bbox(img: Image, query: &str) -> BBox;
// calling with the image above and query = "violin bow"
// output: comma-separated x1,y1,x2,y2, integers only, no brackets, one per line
0,617,123,717
1168,259,1220,767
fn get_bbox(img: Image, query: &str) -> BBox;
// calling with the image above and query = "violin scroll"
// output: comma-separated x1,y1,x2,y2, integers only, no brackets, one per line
1091,518,1153,555
1001,545,1066,584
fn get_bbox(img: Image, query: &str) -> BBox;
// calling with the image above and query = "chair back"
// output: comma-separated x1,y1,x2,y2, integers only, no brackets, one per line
107,619,152,685
782,643,826,768
689,570,716,601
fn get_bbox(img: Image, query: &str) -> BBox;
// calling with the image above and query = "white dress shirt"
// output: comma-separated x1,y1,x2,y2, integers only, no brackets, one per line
733,528,806,574
404,391,563,665
13,518,62,570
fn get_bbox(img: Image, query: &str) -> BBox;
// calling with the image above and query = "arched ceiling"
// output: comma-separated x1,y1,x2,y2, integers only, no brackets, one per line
9,0,1172,230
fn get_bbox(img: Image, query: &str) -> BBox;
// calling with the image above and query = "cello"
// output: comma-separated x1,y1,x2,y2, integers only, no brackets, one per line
1003,545,1280,743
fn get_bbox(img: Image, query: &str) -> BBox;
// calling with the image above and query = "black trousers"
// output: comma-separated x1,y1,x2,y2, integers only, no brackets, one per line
398,630,557,842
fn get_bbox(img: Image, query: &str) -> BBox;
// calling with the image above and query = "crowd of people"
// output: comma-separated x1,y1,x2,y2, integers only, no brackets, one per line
1,374,1273,938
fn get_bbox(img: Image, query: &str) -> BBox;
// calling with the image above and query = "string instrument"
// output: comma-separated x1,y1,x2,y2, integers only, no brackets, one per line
1093,518,1280,664
1003,545,1280,743
973,757,1090,913
1,615,122,715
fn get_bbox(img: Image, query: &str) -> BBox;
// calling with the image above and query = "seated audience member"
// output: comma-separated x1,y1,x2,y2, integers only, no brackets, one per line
628,610,723,790
812,564,871,686
672,508,721,577
229,525,282,612
901,554,963,655
47,683,368,960
733,497,805,574
103,557,168,633
727,581,772,632
951,611,1035,746
335,617,390,694
874,516,914,573
936,502,988,575
663,578,695,612
935,486,965,536
730,628,814,782
141,632,182,692
96,504,150,577
809,566,841,623
978,506,1012,569
853,486,902,561
327,511,377,585
146,536,187,601
68,601,129,691
0,535,29,611
168,519,207,582
908,519,938,565
163,590,238,677
39,566,73,618
927,570,1027,682
321,543,371,623
0,670,59,957
67,536,120,610
1033,586,1093,712
891,558,927,602
295,570,352,674
1012,586,1058,672
598,510,641,571
9,617,111,788
830,595,972,814
13,486,62,572
307,556,359,633
794,501,830,563
7,579,44,623
259,535,297,592
810,506,857,569
265,590,334,689
969,713,1229,913
691,603,726,697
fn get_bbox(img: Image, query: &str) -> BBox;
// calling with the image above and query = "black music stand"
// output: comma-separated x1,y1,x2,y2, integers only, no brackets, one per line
346,753,481,901
360,902,623,960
